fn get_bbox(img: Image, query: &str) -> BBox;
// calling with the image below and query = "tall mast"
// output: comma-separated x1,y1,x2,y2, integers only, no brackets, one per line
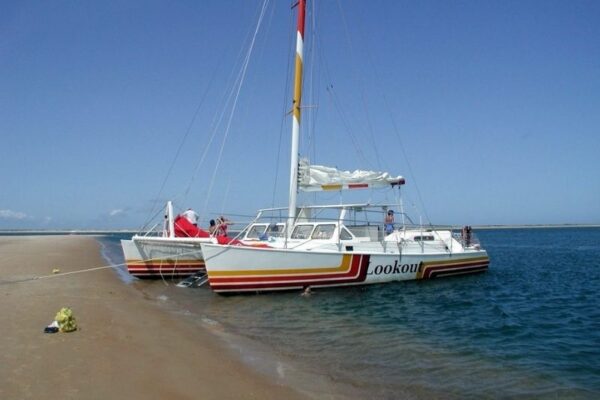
288,0,306,224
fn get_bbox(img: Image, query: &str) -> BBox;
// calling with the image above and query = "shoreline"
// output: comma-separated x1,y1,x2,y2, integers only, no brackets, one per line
0,235,307,399
472,224,600,230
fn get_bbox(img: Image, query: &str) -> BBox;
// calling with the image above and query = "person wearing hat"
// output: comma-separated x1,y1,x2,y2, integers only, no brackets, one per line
182,208,199,226
384,210,395,234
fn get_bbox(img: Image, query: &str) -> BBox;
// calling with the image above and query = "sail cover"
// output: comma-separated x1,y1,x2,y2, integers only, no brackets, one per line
298,159,404,192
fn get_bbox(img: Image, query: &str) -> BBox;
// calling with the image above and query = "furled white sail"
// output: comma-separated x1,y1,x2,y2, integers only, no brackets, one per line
298,158,404,192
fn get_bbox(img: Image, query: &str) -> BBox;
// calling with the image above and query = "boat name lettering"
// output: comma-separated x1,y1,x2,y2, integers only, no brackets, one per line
368,260,419,275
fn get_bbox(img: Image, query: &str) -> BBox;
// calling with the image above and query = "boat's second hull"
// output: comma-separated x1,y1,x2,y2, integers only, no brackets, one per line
201,244,489,293
121,237,206,278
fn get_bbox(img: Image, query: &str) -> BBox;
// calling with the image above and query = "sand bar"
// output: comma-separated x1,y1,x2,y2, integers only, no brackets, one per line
0,235,307,399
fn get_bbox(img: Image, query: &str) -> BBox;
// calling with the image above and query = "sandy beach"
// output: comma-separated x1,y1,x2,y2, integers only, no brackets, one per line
0,235,307,399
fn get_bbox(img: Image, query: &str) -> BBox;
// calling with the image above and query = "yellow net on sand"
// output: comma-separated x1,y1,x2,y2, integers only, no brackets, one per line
54,307,77,333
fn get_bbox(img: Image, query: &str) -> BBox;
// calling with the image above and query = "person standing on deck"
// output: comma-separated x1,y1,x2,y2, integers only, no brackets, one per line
215,216,232,237
384,210,395,234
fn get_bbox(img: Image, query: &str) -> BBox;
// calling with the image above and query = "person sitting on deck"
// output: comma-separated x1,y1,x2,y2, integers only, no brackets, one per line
181,208,199,226
208,219,217,235
173,214,209,238
259,223,279,240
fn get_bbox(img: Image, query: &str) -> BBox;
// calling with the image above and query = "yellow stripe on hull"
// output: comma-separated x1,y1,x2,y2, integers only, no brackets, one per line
207,254,352,278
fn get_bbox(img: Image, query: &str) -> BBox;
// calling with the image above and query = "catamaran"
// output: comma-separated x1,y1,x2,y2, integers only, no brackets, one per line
200,0,490,293
121,201,211,278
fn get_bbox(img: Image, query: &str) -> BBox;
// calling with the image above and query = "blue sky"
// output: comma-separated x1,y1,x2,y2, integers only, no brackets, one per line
1,0,599,230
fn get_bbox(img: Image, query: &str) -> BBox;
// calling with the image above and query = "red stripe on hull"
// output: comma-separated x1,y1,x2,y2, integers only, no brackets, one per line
421,261,488,279
210,255,363,283
131,273,197,278
126,263,205,279
209,254,370,292
430,266,488,278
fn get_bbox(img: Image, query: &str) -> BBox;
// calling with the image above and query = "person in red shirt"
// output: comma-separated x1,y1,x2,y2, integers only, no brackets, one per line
215,216,232,236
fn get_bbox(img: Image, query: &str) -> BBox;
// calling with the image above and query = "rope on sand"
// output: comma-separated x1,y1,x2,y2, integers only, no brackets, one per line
0,262,126,286
0,246,205,286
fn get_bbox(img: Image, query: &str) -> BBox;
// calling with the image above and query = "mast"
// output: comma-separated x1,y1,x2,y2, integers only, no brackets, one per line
288,0,306,225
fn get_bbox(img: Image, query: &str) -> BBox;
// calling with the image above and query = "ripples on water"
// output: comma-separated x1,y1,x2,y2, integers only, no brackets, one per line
100,228,600,399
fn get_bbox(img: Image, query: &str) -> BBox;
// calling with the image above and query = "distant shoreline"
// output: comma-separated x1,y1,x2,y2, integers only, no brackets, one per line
0,230,138,235
1,224,599,234
472,224,600,230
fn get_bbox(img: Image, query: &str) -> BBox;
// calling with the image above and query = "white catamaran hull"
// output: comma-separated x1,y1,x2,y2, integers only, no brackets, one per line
121,236,208,278
201,243,489,293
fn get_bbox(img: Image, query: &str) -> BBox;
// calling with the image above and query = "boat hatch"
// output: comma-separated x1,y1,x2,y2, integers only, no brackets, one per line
413,235,435,241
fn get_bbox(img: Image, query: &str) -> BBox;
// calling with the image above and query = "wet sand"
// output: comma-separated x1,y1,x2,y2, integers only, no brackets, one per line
0,235,307,399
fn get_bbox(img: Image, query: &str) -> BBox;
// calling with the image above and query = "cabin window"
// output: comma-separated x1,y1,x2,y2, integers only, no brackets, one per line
340,227,353,241
245,224,267,239
311,224,336,240
291,225,314,240
414,235,435,241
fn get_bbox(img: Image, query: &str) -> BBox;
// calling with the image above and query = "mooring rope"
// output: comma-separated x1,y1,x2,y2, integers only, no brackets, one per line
0,263,124,285
0,246,205,286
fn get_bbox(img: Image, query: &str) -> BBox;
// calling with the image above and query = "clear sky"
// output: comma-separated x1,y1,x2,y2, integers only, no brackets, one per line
1,0,599,230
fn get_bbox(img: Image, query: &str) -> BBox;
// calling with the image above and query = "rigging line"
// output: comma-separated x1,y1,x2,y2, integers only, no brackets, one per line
325,84,370,166
220,177,232,216
183,1,273,216
252,0,278,74
136,206,165,235
302,0,313,158
184,61,244,203
271,4,296,209
182,10,260,203
302,1,321,208
201,0,271,219
349,14,433,227
183,4,271,223
182,88,231,201
142,50,225,232
314,24,370,168
305,0,320,162
335,0,383,171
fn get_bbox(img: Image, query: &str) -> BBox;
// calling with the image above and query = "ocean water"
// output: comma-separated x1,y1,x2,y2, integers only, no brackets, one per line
99,228,600,399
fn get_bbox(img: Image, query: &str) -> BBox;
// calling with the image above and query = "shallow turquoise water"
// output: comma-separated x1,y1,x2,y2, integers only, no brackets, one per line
100,228,600,399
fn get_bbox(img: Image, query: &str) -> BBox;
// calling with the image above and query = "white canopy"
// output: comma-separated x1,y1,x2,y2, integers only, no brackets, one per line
298,159,404,192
